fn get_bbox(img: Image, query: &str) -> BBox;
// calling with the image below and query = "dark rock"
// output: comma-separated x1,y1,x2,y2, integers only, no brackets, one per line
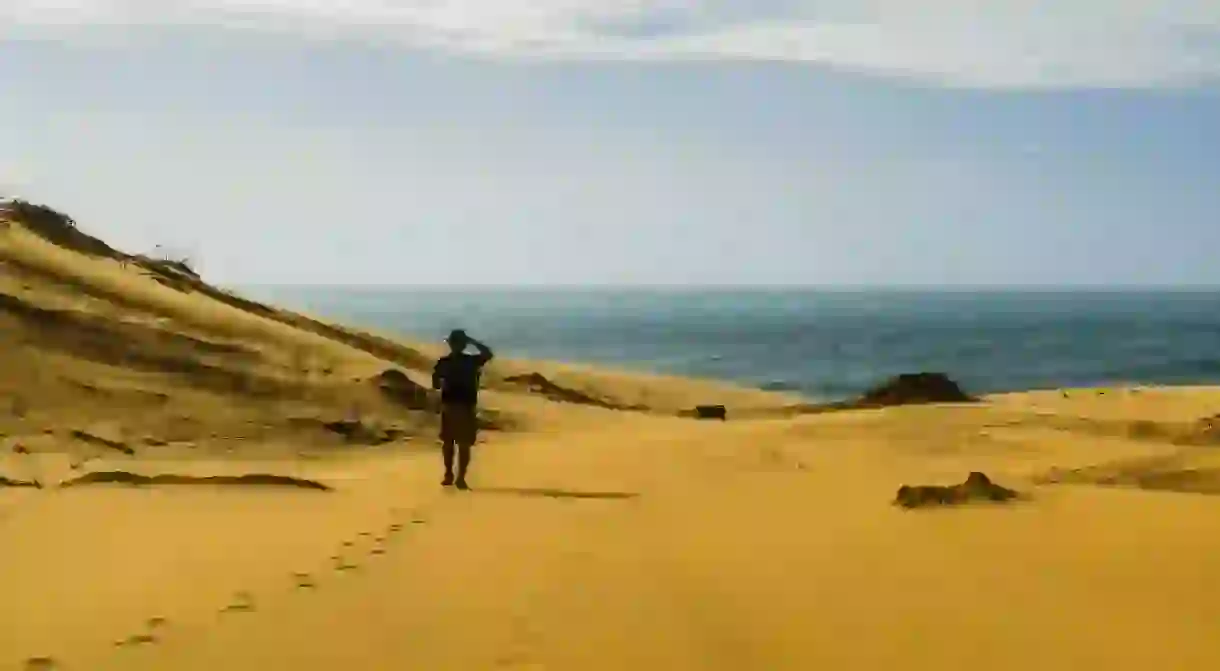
693,405,728,421
856,373,975,408
371,368,433,410
893,471,1020,509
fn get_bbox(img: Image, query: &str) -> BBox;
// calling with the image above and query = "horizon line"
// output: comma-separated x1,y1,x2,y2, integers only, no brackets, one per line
233,283,1220,292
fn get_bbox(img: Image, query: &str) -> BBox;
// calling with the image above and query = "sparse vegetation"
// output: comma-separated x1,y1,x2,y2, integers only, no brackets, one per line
0,198,77,230
148,244,200,278
1,197,120,258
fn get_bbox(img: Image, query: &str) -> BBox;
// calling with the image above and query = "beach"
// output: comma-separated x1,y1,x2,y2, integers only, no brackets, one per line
253,285,1220,402
5,212,1220,670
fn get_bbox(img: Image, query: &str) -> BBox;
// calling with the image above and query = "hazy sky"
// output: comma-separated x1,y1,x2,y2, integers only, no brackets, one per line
2,1,1219,286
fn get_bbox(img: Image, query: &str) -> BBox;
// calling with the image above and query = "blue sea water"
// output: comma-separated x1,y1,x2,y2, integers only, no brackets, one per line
246,287,1220,402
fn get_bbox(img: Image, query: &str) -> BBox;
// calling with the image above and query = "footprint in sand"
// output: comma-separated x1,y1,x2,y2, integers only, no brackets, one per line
387,522,403,533
112,617,167,647
22,657,59,671
494,652,546,669
333,556,359,572
115,633,157,647
221,591,256,613
293,572,317,589
493,612,548,669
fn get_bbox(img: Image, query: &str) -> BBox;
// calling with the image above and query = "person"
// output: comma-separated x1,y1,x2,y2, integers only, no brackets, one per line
431,329,494,490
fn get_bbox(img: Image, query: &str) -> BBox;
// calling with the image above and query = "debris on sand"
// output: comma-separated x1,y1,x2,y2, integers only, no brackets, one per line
893,471,1020,509
0,475,42,488
856,373,976,408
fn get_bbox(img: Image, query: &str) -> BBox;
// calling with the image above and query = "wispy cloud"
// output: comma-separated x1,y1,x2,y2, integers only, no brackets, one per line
3,1,1220,89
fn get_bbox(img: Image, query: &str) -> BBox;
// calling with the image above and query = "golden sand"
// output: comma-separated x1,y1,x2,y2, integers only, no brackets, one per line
3,214,1220,670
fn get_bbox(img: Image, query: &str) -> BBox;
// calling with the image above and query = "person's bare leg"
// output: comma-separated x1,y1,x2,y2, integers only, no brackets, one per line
441,440,456,486
455,442,472,490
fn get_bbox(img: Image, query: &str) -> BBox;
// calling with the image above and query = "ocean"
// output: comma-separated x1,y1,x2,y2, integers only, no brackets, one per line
246,287,1220,402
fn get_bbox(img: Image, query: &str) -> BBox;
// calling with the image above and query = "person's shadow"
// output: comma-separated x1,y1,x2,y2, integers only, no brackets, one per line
471,486,639,501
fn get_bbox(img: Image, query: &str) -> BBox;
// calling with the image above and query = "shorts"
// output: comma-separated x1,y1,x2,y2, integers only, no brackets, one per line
440,403,479,446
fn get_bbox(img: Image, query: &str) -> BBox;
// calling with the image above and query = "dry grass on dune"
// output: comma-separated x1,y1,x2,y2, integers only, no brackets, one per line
0,211,450,461
0,200,796,494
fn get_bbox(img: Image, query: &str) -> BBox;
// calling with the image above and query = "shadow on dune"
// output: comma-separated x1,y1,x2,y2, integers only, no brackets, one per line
1035,456,1220,496
0,290,295,398
3,199,435,373
0,475,42,488
471,486,639,501
58,471,332,491
499,372,643,411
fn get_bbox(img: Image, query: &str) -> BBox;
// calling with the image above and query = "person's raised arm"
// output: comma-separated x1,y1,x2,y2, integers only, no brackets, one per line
469,337,495,365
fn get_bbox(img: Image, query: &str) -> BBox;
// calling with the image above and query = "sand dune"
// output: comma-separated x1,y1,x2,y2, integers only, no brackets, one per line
4,206,1220,670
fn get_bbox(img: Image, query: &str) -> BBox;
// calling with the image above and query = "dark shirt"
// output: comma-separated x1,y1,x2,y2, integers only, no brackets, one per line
432,352,491,406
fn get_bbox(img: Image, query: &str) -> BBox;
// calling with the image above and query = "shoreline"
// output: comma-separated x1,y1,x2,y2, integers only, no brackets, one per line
243,284,1220,404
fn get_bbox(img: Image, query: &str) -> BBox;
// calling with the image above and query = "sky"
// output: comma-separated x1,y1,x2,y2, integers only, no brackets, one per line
1,1,1219,286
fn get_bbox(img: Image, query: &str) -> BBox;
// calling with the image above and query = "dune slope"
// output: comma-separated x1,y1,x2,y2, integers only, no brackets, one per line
4,207,1220,670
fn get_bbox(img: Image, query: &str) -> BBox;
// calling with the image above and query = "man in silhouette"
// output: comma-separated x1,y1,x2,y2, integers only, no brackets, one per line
431,329,494,490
